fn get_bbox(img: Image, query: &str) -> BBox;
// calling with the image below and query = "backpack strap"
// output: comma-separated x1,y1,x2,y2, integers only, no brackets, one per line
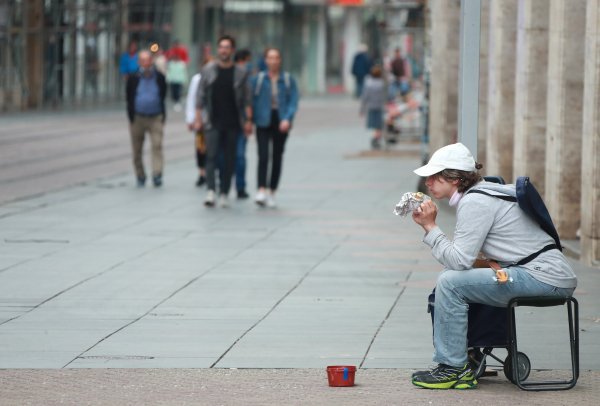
466,188,561,264
515,244,559,266
255,71,266,96
255,71,291,97
283,72,290,94
466,189,517,203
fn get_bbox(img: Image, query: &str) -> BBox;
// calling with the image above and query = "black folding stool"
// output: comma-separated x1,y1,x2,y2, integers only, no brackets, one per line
507,296,579,391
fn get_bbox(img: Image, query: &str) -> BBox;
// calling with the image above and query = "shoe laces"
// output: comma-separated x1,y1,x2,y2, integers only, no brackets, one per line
428,364,466,380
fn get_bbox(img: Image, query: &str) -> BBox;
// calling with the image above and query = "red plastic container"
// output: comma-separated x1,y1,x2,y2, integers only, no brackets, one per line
327,365,356,387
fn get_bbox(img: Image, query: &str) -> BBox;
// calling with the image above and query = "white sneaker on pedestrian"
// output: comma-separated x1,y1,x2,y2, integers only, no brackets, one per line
255,190,267,206
219,194,229,208
204,190,216,207
266,194,277,208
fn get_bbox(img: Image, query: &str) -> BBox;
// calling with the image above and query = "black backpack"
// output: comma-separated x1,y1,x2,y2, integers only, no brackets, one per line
467,176,562,265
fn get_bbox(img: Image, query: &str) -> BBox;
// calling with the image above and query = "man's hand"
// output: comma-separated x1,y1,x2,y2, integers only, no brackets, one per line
412,200,438,233
187,123,194,131
279,120,291,133
244,120,253,136
193,117,203,132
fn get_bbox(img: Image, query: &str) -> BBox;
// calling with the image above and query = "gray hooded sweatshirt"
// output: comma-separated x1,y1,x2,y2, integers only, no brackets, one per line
423,181,577,289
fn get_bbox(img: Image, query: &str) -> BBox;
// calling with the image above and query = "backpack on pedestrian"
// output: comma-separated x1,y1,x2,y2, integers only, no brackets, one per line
254,71,291,96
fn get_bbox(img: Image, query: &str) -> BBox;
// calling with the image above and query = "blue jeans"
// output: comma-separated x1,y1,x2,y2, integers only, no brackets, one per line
433,266,575,367
236,132,247,192
355,77,364,98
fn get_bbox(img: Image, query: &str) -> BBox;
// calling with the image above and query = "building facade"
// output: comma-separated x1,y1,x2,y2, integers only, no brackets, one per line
0,0,330,111
1,0,425,111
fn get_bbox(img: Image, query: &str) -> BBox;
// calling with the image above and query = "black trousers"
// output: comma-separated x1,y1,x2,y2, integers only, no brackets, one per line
257,110,289,191
206,127,238,194
196,149,206,169
170,83,182,103
195,132,206,169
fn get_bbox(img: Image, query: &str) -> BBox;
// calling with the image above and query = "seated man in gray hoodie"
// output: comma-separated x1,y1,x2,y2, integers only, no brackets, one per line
410,143,577,390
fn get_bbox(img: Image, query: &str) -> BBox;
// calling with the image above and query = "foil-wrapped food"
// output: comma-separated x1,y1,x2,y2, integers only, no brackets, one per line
393,192,431,217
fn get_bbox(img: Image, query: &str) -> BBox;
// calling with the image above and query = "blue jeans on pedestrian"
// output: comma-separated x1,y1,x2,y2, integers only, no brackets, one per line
355,77,364,98
236,132,247,192
433,266,575,367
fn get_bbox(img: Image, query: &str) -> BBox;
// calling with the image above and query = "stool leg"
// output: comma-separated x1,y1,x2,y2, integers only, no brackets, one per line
507,301,523,387
567,298,579,386
508,297,579,391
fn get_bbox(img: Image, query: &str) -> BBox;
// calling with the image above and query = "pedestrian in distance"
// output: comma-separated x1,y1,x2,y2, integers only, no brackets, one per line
351,44,372,98
152,46,168,76
234,49,253,199
167,39,190,65
126,50,167,188
167,53,188,112
119,40,140,80
251,47,299,208
186,70,207,187
360,65,386,150
194,35,253,208
410,143,577,390
389,47,412,101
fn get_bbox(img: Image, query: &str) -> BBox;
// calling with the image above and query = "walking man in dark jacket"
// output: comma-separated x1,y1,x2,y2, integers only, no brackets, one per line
351,44,372,98
126,50,167,187
194,35,253,208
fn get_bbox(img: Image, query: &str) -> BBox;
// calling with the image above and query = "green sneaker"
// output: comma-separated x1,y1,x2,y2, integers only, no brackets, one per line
412,364,478,390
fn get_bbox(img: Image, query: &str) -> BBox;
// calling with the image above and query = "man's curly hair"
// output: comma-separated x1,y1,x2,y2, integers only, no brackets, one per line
435,163,484,193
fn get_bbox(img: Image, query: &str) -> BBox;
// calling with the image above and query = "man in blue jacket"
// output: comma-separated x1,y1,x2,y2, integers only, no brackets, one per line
126,50,167,187
351,44,372,98
120,40,140,79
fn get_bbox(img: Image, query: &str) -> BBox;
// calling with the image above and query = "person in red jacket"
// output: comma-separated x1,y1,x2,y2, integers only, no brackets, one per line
166,39,189,64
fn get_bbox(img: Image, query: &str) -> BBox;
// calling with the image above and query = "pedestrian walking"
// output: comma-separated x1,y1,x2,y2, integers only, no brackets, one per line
126,50,167,187
360,65,386,150
153,47,168,76
167,53,188,112
351,44,372,98
390,47,410,98
167,39,190,65
410,143,577,390
194,35,253,208
234,49,253,199
186,71,206,187
119,40,139,80
251,47,299,208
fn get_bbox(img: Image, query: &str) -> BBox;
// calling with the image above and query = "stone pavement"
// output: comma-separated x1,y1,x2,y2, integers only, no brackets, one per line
0,97,599,403
2,368,600,405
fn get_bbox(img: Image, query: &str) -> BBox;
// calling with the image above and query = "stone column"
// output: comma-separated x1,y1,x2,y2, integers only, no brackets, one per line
343,7,362,97
172,0,196,50
428,0,460,154
544,0,586,239
477,0,490,171
513,0,550,194
25,0,44,108
486,0,518,181
303,6,327,94
581,0,600,266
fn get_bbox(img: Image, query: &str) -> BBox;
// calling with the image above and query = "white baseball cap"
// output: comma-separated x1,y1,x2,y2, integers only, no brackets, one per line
414,143,476,177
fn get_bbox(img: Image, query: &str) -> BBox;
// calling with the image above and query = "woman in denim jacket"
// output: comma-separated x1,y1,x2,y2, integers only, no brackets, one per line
250,48,299,208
